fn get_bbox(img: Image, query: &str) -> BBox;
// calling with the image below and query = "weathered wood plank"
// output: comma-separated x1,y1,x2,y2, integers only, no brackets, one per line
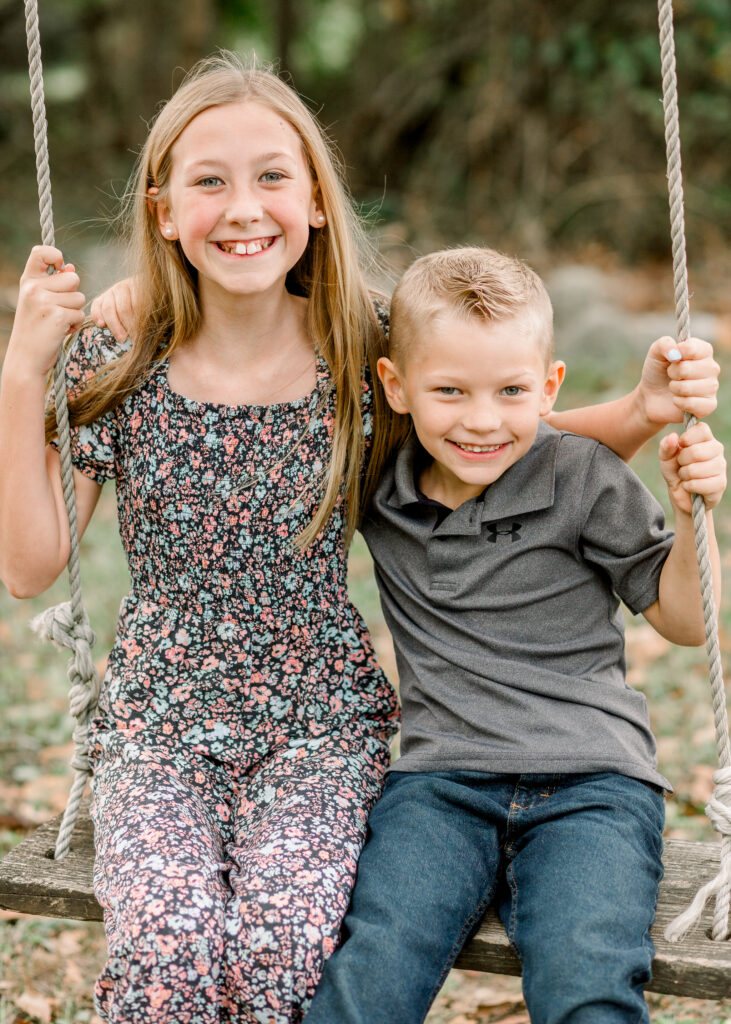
0,801,101,921
1,811,729,999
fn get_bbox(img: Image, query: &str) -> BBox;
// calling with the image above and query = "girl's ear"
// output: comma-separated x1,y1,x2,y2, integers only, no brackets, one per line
308,187,326,228
149,187,179,241
540,360,566,416
377,357,410,415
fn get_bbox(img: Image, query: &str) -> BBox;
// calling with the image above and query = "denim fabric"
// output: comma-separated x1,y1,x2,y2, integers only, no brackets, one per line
304,770,665,1024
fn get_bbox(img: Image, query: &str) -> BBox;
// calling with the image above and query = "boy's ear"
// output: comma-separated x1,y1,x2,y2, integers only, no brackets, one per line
377,357,410,415
539,360,566,416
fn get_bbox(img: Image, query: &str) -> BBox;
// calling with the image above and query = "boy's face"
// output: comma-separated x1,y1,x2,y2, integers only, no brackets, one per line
378,311,565,508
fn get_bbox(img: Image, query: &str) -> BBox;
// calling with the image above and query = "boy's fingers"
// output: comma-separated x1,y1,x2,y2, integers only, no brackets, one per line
659,432,680,457
102,302,127,342
677,421,714,445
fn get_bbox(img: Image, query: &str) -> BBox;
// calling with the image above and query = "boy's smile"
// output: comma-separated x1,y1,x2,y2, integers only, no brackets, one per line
378,312,564,510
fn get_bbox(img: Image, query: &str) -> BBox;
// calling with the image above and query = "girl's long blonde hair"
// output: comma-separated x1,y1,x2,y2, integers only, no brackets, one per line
47,52,406,547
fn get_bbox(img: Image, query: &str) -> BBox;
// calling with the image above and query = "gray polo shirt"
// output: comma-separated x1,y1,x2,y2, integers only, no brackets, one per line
361,420,674,790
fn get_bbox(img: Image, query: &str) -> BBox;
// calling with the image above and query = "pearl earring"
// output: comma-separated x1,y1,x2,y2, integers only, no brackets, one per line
316,214,325,225
164,227,174,237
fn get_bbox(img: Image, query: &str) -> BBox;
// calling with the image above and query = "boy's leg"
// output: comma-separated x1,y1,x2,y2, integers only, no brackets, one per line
499,772,665,1024
304,770,511,1024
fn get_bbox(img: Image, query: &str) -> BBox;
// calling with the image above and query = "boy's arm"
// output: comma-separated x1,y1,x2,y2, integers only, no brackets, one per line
90,276,138,342
546,337,719,461
641,422,725,644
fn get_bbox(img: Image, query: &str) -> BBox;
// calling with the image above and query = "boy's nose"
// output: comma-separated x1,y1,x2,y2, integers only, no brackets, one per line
461,402,501,433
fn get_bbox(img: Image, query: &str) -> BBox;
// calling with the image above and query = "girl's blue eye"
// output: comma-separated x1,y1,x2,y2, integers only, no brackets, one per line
197,176,223,187
261,171,285,183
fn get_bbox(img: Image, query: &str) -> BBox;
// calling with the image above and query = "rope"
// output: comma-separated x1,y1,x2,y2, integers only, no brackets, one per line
658,0,731,944
24,0,100,861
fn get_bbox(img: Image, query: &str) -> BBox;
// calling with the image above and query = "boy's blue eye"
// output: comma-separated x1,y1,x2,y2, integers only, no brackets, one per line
437,386,461,396
502,385,524,397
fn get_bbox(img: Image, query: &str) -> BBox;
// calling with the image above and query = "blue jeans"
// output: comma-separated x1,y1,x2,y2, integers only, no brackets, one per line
304,770,665,1024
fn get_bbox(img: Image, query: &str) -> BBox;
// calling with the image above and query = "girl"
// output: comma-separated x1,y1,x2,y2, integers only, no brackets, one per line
0,53,719,1024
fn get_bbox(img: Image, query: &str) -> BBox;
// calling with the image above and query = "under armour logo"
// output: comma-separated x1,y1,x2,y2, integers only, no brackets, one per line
487,521,522,543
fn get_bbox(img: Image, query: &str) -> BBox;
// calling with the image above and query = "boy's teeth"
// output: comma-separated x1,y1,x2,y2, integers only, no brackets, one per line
457,442,502,452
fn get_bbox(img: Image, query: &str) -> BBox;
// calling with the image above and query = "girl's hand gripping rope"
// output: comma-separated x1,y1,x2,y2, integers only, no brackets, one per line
9,246,86,377
638,336,720,427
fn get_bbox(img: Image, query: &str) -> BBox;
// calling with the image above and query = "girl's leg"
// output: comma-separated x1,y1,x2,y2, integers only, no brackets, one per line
499,773,665,1024
304,771,510,1024
221,734,389,1024
91,743,230,1024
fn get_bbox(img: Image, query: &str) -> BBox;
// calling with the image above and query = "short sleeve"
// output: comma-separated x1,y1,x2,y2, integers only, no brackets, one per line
578,441,674,615
50,325,130,483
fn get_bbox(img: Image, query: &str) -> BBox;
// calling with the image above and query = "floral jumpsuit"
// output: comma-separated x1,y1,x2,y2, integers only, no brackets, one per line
62,326,400,1024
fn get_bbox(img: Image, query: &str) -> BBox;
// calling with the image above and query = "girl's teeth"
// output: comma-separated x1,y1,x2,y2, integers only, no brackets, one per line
458,443,501,452
231,239,269,255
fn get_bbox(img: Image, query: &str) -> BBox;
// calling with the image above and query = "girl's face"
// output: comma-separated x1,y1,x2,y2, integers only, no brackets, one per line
156,100,322,306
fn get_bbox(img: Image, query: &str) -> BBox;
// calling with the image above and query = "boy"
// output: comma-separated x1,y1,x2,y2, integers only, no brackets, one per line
305,248,726,1024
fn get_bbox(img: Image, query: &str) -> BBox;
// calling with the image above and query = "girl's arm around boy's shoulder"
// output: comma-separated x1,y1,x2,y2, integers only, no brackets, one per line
546,336,719,461
642,421,726,645
0,247,102,598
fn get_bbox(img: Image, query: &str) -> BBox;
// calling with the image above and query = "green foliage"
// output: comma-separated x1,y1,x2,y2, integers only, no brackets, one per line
2,0,729,263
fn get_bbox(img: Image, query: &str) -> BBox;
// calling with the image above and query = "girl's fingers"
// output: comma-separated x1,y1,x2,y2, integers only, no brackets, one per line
44,269,83,295
668,369,720,390
26,244,64,275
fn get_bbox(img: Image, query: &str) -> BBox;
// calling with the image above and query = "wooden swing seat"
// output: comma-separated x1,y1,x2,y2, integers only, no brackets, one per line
0,802,729,1000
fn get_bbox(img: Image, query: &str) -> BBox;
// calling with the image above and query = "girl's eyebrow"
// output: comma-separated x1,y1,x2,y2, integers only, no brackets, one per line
183,151,298,173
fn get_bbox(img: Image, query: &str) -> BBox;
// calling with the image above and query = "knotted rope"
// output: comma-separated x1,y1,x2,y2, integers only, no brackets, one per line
24,0,101,860
658,0,731,943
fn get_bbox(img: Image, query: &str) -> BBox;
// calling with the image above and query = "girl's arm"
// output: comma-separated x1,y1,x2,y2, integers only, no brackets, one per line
546,336,719,461
0,247,102,598
642,421,725,644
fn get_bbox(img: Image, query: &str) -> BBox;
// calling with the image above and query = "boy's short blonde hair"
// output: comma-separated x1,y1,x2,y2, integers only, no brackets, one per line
390,247,554,366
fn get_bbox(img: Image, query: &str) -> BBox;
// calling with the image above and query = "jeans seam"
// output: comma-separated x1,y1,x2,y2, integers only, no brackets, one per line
425,881,499,1012
504,858,520,957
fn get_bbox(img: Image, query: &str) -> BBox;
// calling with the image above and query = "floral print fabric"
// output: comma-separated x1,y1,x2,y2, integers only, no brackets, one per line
62,325,399,1023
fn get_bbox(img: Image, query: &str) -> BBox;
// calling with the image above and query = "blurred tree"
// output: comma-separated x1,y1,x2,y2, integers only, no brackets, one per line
1,0,729,262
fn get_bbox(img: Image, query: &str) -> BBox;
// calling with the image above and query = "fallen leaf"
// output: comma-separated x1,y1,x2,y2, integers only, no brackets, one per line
15,990,54,1024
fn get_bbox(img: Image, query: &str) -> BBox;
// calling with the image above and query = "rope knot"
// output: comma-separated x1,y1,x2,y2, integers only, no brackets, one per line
706,767,731,838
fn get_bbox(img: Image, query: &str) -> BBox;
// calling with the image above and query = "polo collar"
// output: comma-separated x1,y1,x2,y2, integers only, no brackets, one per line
387,420,561,532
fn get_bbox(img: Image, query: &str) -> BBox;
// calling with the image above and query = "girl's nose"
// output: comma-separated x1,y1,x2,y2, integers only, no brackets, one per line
226,186,263,224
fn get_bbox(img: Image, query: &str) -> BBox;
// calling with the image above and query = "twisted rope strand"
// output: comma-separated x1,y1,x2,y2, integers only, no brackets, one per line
658,0,731,943
24,0,100,861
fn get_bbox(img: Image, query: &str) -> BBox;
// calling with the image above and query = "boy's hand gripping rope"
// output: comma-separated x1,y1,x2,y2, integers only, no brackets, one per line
24,0,101,861
658,0,731,944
